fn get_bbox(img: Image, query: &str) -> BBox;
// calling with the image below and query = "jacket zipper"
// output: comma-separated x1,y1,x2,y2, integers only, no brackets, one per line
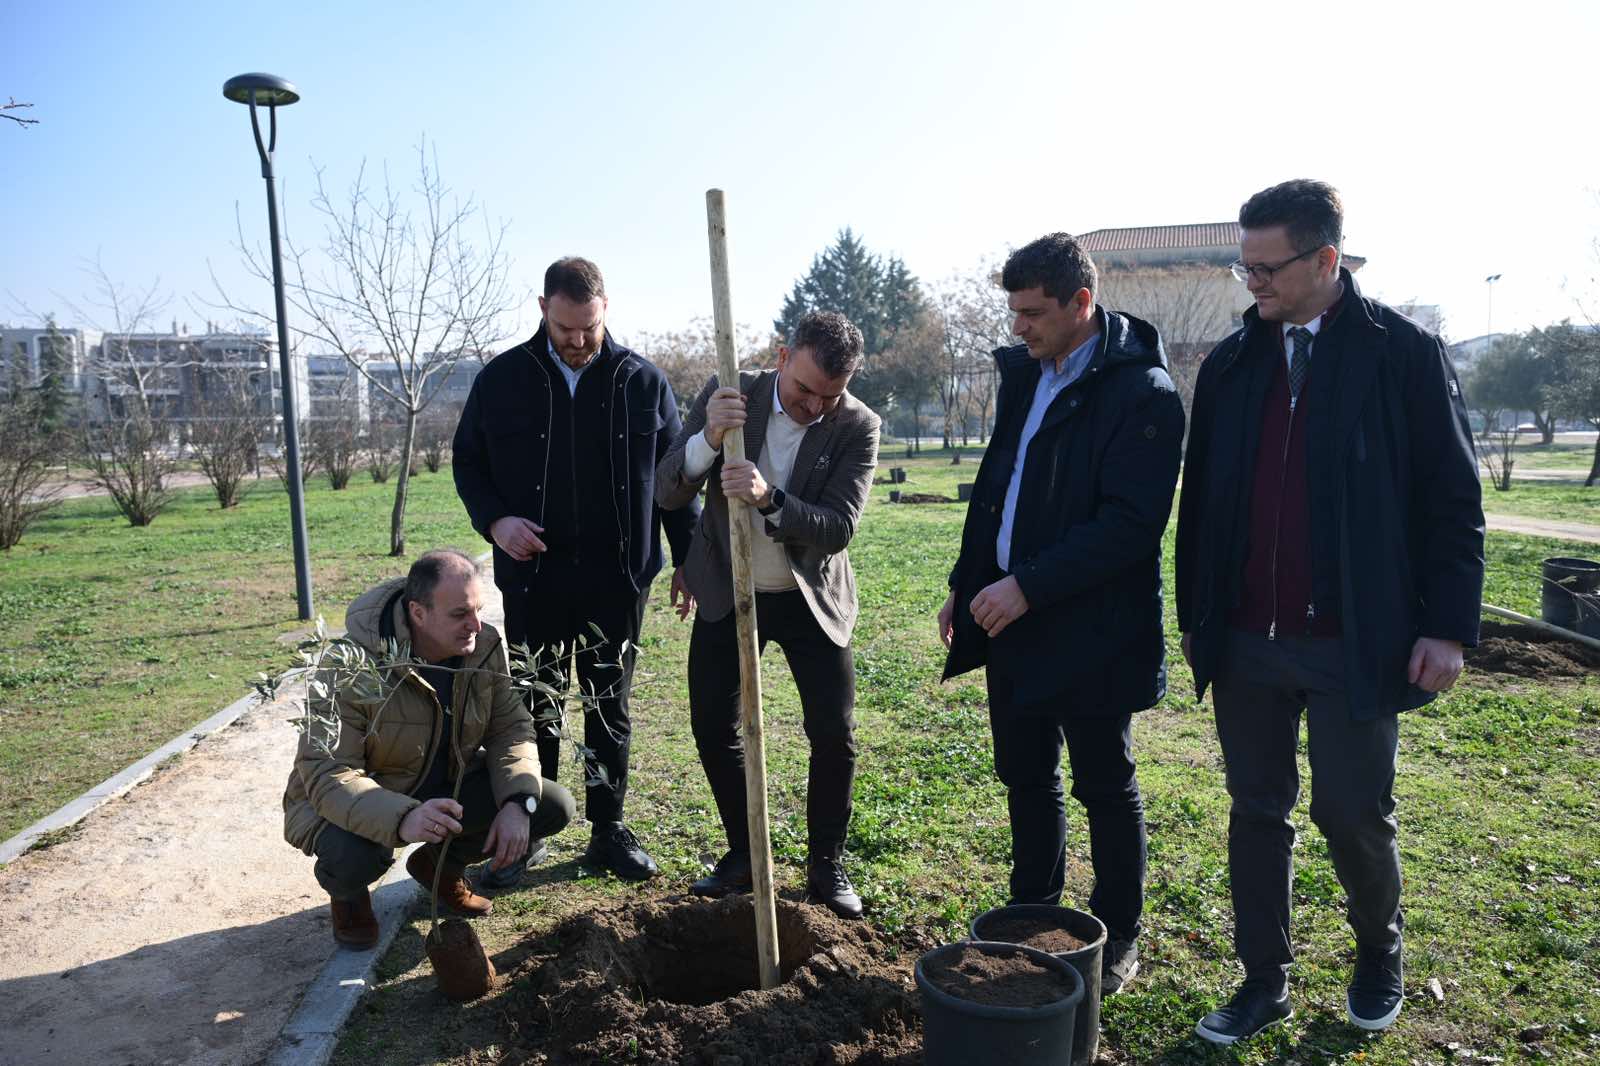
1267,388,1299,641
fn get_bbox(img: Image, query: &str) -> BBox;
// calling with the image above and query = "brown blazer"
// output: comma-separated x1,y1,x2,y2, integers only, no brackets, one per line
656,369,880,646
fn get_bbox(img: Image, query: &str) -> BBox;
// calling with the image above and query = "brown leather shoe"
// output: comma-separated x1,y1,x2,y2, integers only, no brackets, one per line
329,890,379,949
406,846,493,917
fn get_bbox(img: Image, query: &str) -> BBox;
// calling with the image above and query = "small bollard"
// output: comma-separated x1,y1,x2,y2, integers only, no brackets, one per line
957,483,974,502
889,490,901,503
890,467,907,484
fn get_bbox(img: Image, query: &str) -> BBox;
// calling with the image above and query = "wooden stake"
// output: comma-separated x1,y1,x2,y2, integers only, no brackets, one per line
1483,602,1600,652
705,188,782,992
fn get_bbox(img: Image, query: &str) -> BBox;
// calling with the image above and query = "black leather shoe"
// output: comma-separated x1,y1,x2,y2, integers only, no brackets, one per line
690,850,753,896
478,838,549,891
1102,938,1140,996
584,823,659,881
806,856,863,920
1195,984,1293,1045
1347,941,1404,1031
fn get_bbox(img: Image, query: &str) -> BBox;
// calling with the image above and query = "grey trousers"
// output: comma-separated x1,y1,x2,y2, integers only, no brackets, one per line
1212,629,1402,992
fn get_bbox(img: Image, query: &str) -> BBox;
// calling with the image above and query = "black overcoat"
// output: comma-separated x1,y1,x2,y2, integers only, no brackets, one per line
1174,269,1484,720
943,309,1185,714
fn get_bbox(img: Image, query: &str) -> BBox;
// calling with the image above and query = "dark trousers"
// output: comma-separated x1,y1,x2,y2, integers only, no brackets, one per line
501,559,649,827
688,590,857,861
1212,629,1402,992
312,764,576,900
986,672,1147,942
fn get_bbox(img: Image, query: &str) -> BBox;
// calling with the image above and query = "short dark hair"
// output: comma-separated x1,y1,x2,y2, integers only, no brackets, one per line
792,310,865,378
403,549,480,610
1238,179,1343,253
543,257,606,302
1002,233,1098,303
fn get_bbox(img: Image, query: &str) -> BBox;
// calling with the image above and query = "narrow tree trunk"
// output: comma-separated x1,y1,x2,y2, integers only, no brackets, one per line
911,399,921,453
1536,411,1555,445
1588,427,1600,488
389,408,419,556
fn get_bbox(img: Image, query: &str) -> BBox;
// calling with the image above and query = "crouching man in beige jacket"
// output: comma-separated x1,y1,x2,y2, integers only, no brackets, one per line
282,549,575,948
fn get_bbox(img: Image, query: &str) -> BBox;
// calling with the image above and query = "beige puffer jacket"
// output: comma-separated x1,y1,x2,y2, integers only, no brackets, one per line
281,576,541,855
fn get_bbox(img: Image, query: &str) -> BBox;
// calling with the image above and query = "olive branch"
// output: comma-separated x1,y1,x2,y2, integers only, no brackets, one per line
254,617,630,790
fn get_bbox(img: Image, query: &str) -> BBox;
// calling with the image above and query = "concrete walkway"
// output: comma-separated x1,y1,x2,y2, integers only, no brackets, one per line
1485,512,1600,545
0,578,507,1066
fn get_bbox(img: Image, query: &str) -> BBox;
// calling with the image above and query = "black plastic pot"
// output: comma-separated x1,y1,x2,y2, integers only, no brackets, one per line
972,904,1107,1066
915,940,1083,1066
1542,556,1600,638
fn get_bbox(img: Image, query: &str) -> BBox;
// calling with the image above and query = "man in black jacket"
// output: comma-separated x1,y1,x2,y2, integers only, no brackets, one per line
939,233,1185,996
453,257,698,883
1176,180,1484,1044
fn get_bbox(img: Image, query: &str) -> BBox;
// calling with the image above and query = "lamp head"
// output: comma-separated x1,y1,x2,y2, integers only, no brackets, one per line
223,73,299,106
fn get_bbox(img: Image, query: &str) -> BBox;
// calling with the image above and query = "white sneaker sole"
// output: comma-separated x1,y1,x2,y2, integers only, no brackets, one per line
1194,1008,1292,1046
1347,993,1402,1030
1102,960,1138,996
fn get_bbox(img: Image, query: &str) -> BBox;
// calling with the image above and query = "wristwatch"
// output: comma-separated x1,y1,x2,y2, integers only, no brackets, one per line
758,487,786,516
506,792,536,814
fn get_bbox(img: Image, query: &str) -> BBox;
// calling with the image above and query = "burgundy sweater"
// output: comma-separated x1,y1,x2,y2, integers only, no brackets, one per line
1230,317,1343,639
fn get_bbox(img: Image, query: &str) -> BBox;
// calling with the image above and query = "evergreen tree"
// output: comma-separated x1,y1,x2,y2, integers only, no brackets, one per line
34,315,74,436
773,228,925,410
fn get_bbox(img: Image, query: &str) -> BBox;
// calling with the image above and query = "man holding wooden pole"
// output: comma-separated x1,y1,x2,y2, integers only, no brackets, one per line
657,309,880,920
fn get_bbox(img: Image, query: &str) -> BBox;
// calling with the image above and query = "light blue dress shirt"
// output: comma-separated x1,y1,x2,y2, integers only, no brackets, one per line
996,332,1100,571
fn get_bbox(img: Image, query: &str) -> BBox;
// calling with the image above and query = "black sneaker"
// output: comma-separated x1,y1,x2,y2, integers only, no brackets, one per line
806,856,863,920
1347,941,1404,1031
1195,984,1294,1045
690,850,754,896
1102,938,1139,996
584,823,659,881
478,838,549,891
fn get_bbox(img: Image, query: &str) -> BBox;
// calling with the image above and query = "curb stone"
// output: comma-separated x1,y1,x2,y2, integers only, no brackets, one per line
265,856,422,1066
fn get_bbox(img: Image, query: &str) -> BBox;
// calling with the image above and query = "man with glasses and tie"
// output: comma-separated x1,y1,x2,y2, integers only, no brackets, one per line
1175,180,1483,1043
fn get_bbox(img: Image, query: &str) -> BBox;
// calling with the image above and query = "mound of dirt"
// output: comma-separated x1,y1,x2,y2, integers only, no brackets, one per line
502,895,924,1065
1467,621,1600,680
893,493,956,504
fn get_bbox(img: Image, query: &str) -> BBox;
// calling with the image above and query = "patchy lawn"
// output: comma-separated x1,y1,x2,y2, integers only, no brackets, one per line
0,468,479,841
325,450,1600,1065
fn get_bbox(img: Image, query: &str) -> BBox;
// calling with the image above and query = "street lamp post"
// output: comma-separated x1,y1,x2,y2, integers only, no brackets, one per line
223,73,314,621
1485,272,1503,345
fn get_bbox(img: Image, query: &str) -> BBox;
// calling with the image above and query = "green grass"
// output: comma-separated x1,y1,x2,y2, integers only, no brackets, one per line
1503,440,1597,472
1481,480,1600,525
0,468,479,841
320,448,1600,1066
4,449,1597,1062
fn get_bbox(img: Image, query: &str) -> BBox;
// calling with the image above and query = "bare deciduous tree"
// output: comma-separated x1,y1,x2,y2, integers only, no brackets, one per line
1097,264,1239,418
0,365,64,550
628,318,770,418
219,140,518,555
415,403,460,474
66,261,182,526
2,97,38,128
309,413,360,490
365,416,402,483
187,369,269,508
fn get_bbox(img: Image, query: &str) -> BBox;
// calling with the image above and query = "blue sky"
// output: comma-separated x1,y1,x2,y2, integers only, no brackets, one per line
3,0,1597,345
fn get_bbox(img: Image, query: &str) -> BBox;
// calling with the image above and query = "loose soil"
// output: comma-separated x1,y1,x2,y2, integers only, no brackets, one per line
978,915,1089,954
1466,621,1600,680
920,943,1074,1007
498,895,924,1065
893,493,957,504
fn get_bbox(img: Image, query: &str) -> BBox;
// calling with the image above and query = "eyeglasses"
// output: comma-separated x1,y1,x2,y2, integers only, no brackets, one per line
1230,246,1322,284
